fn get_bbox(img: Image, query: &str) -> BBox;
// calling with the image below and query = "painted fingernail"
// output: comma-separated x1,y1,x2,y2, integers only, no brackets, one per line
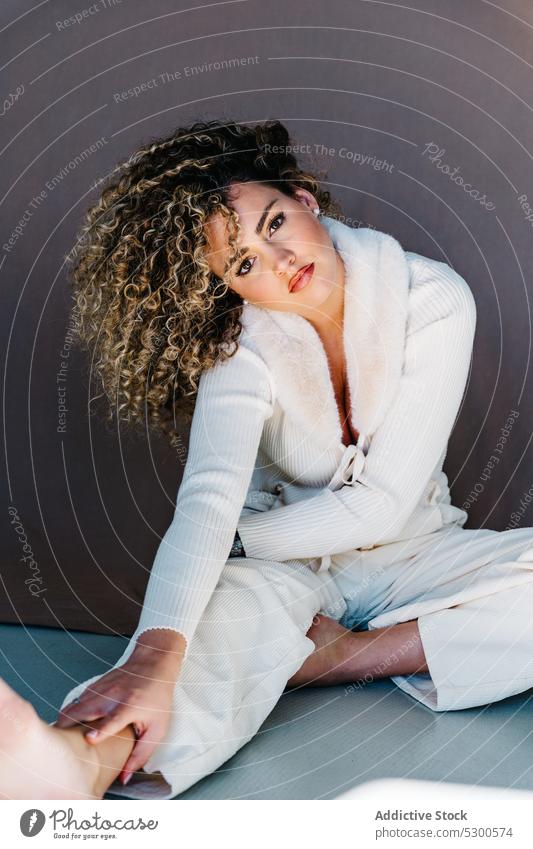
122,772,132,785
86,730,98,739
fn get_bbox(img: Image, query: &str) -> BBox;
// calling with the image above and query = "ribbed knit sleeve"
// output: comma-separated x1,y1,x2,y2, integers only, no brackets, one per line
237,256,477,560
133,344,275,663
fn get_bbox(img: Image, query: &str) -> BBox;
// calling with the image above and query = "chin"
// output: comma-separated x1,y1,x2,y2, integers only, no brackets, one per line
303,276,334,303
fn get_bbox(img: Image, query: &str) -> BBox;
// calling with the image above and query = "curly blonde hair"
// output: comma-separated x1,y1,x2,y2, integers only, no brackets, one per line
68,118,341,450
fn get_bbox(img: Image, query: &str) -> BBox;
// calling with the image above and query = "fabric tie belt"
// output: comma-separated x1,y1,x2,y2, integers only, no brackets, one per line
309,437,368,573
326,441,366,491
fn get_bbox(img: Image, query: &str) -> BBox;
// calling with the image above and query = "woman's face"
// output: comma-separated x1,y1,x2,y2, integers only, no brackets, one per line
203,182,344,318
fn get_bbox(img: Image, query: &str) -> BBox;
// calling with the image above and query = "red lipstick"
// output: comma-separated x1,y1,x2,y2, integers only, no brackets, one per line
289,263,315,293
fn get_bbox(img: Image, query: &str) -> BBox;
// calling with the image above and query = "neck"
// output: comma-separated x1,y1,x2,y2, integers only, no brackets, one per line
304,250,346,345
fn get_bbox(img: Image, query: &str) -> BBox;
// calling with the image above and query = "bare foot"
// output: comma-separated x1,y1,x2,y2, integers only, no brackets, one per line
286,616,429,688
0,677,102,799
286,613,358,688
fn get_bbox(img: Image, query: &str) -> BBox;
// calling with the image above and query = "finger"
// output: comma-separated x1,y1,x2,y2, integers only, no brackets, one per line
55,695,119,728
83,712,136,745
54,703,107,728
119,735,158,785
53,712,77,729
53,717,77,729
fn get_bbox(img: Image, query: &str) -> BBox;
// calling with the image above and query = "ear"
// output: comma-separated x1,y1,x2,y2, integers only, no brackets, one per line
291,187,319,211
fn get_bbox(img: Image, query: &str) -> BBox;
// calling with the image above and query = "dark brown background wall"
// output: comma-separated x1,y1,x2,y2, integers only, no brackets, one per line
2,0,533,635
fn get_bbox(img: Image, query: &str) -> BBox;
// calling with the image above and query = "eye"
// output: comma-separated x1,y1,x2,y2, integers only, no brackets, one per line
236,211,286,277
237,257,253,277
269,211,285,233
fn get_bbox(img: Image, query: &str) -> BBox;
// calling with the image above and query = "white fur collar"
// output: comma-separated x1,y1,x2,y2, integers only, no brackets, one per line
239,215,410,453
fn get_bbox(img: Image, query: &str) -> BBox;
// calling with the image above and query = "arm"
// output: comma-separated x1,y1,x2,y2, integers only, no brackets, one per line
132,343,275,665
237,255,477,560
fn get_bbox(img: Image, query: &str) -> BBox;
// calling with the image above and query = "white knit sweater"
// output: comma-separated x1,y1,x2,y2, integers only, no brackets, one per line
134,216,477,661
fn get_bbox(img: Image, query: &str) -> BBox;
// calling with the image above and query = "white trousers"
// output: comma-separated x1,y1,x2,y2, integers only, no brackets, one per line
58,523,533,800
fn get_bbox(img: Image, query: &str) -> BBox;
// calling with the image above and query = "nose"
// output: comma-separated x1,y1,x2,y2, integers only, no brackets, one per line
271,246,295,279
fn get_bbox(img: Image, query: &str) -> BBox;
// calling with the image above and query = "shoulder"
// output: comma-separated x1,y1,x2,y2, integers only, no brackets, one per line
349,224,476,324
403,250,477,335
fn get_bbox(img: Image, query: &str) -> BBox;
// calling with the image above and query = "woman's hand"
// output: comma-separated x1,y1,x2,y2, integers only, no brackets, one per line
54,631,186,785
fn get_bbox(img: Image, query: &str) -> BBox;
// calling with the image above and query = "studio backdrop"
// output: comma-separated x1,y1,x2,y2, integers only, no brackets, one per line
2,0,533,634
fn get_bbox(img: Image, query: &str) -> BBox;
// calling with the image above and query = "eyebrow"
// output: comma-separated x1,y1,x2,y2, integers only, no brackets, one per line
227,198,279,271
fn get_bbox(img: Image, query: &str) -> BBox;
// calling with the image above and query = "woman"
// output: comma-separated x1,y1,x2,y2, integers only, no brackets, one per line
2,118,533,801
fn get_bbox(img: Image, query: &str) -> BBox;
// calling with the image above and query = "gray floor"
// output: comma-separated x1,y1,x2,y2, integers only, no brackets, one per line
1,623,532,799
